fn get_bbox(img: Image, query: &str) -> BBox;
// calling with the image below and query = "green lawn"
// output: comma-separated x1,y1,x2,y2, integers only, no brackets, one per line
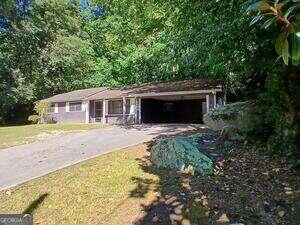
0,145,158,225
0,124,106,149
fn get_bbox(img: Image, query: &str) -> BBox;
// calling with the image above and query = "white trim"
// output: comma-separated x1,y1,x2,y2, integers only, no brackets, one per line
85,101,89,123
134,98,138,123
102,99,106,124
54,103,58,113
206,94,210,113
127,89,222,98
122,97,126,124
213,92,217,108
138,98,141,124
129,98,135,115
66,101,83,112
94,100,96,122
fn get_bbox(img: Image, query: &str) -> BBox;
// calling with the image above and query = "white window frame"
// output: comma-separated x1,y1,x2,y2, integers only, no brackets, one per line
108,99,123,115
94,100,103,118
48,103,58,113
54,103,58,113
66,101,83,112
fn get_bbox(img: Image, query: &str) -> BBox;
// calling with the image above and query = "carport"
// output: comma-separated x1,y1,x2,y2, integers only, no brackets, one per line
140,95,206,124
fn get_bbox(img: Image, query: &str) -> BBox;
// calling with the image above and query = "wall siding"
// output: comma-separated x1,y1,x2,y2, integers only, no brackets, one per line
104,115,134,125
49,102,85,123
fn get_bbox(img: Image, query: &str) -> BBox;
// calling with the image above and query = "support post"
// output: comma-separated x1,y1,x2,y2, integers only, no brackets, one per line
85,101,89,124
134,97,137,123
102,99,106,124
138,98,141,124
122,97,126,124
213,92,217,108
206,94,210,113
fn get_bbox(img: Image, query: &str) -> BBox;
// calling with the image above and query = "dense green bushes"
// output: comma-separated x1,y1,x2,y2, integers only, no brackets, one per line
252,68,299,159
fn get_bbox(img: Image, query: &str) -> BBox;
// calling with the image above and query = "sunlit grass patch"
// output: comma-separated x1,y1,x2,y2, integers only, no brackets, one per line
0,144,158,225
0,123,106,149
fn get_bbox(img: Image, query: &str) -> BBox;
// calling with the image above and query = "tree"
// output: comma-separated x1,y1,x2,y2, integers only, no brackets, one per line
247,0,300,65
247,0,299,157
0,0,91,122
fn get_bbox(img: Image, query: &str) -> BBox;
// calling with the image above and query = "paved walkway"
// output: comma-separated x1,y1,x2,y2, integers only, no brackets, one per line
0,124,201,190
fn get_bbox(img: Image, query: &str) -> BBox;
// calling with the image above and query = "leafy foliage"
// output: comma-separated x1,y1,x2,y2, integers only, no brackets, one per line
0,0,263,122
0,0,298,157
29,100,51,124
28,114,40,124
246,1,299,158
247,0,300,65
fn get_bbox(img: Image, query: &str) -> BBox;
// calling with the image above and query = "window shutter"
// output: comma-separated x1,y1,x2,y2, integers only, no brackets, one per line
66,102,70,112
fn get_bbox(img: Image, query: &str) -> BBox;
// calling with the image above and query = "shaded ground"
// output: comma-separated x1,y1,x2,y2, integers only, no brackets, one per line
0,128,298,225
131,133,300,225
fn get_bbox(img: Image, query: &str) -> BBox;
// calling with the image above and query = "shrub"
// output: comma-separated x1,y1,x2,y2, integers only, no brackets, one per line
27,101,51,124
28,115,40,124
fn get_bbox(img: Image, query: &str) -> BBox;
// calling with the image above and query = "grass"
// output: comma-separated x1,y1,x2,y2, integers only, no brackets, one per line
0,123,106,149
0,145,159,225
0,136,298,225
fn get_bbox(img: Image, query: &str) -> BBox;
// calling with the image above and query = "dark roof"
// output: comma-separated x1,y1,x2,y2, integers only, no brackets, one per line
44,79,222,102
123,79,222,97
44,87,107,102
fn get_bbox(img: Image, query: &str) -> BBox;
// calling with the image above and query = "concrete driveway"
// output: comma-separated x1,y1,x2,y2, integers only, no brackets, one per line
0,124,201,190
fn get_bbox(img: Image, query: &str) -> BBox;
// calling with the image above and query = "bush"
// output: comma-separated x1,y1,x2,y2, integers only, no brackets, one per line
28,101,51,124
248,71,299,159
28,115,40,124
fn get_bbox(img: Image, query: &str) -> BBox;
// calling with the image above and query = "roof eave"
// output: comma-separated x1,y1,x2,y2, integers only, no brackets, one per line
126,88,223,98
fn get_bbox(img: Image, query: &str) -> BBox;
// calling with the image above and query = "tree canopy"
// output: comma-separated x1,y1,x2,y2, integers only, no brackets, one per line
0,0,299,155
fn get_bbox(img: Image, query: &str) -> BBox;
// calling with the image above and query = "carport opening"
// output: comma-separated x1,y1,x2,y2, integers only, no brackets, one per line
141,98,204,124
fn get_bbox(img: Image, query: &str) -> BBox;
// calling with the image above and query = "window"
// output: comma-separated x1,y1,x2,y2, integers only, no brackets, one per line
69,101,82,112
164,103,173,112
125,99,130,114
108,100,122,114
48,103,58,113
94,101,103,117
48,104,55,113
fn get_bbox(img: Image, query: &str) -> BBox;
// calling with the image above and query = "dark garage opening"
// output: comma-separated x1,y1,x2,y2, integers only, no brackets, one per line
141,98,204,124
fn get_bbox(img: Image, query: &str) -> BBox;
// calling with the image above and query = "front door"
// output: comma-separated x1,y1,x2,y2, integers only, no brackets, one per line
94,101,103,122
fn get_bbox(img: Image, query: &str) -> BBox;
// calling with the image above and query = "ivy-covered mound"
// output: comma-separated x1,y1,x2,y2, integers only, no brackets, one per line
150,133,214,174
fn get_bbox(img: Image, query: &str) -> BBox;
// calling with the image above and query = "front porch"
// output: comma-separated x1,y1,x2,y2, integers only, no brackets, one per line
86,98,141,124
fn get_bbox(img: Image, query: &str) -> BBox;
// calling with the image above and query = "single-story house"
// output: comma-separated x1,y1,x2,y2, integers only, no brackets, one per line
43,79,225,124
